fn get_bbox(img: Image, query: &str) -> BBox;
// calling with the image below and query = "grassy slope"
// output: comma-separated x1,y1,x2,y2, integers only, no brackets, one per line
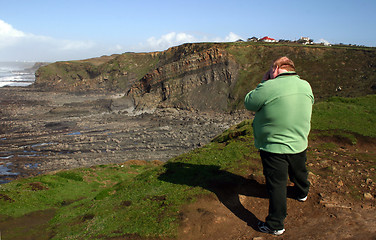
0,95,375,239
226,42,376,110
312,95,376,137
36,52,159,91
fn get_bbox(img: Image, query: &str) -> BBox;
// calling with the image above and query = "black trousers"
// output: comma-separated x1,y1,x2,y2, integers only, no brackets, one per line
260,149,310,230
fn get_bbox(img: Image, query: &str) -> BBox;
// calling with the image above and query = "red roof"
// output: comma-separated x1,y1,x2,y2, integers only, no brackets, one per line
260,36,276,41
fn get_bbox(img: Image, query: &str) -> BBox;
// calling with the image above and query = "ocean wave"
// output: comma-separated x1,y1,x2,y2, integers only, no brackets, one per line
0,81,33,87
0,75,34,82
0,62,36,87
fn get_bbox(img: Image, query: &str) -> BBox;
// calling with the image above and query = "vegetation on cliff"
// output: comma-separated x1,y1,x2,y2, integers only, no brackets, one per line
35,52,160,92
226,42,376,109
35,42,376,112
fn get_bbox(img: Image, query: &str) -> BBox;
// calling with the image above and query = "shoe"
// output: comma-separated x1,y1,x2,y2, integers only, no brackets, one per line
297,195,308,202
258,221,285,235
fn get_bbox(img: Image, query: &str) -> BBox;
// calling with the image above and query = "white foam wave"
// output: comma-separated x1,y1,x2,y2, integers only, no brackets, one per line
0,81,33,87
0,62,36,87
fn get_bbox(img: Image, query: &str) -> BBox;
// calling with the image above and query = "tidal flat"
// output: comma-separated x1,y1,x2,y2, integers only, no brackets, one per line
0,86,249,183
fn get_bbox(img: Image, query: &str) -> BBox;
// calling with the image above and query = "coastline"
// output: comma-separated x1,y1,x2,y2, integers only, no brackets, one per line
0,86,250,183
0,61,40,88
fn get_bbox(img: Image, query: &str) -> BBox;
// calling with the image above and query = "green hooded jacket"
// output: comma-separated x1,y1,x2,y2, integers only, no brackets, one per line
244,72,314,154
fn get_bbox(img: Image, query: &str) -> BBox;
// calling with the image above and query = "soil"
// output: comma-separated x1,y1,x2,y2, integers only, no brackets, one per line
175,130,376,239
0,86,375,239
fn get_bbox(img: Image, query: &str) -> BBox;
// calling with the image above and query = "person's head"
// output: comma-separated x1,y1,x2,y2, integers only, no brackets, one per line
270,56,295,79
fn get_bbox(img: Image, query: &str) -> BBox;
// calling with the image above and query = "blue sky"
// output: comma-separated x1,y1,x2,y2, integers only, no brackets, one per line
1,0,375,61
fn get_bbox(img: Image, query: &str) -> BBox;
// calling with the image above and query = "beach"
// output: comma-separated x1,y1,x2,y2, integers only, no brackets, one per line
0,86,249,183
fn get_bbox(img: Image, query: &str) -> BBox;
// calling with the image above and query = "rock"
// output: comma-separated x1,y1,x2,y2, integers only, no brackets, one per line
124,45,240,112
364,192,374,200
0,87,252,180
366,178,373,185
308,171,318,185
337,180,344,188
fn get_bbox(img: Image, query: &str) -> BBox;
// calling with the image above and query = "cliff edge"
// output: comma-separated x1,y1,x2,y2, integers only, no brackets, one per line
35,42,376,112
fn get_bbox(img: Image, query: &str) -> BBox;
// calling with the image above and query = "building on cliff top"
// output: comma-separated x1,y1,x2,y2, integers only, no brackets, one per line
298,37,314,45
259,36,277,42
247,37,259,42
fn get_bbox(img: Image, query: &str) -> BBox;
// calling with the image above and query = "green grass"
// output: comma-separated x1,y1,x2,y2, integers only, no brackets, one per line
0,95,375,239
225,43,376,110
311,95,376,137
0,121,257,239
36,52,160,91
0,121,260,239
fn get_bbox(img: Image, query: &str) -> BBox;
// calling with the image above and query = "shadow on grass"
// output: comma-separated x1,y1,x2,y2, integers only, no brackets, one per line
158,162,268,231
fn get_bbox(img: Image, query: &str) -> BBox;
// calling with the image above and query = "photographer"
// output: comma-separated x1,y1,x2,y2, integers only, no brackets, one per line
244,56,314,235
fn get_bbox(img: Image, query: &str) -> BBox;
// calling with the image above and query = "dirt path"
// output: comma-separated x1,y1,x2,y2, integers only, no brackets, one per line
175,134,376,240
176,177,375,240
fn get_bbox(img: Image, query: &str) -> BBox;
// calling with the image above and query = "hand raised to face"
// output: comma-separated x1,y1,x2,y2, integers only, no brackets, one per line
262,68,273,81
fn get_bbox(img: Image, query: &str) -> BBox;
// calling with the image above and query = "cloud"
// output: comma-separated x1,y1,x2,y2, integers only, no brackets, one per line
317,38,331,46
0,19,244,61
0,20,25,38
136,32,243,52
0,19,26,48
0,19,99,61
58,39,96,51
145,32,197,51
224,32,242,42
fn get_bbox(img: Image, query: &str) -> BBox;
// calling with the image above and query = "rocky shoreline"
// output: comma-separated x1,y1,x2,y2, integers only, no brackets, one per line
0,86,251,183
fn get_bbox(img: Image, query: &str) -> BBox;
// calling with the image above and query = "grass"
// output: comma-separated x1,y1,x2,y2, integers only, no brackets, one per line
0,95,375,239
36,52,160,91
311,95,376,137
225,43,376,110
0,121,259,239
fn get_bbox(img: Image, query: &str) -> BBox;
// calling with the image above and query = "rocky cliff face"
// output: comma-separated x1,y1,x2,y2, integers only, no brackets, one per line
127,44,239,112
35,43,376,112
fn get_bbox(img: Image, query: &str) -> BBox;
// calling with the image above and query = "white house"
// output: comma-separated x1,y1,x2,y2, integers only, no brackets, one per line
299,37,314,45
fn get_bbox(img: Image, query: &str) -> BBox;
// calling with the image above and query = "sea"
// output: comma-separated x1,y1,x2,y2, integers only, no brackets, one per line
0,62,37,88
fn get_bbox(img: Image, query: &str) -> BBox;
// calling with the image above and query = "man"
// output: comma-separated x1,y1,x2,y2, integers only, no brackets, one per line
244,56,314,235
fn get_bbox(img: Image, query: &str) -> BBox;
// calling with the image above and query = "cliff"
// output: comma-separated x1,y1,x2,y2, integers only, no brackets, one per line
128,43,239,111
35,42,376,112
35,53,159,92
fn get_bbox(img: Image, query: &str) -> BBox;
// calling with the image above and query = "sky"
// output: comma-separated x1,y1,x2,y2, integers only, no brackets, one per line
1,0,375,62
